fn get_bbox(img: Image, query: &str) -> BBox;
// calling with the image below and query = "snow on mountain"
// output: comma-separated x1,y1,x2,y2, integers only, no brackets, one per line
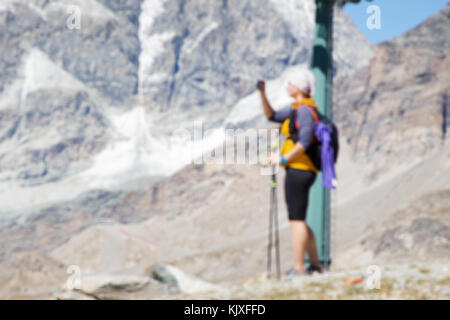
80,106,226,190
0,0,373,237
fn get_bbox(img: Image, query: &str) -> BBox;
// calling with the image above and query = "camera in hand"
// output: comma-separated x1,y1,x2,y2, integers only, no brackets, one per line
257,80,263,90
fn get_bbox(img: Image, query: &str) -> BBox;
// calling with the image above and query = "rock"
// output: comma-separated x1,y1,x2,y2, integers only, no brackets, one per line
74,272,169,299
79,273,143,294
151,264,179,292
151,264,222,295
80,273,150,293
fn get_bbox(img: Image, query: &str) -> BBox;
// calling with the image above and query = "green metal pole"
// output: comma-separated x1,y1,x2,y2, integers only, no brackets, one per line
306,0,333,268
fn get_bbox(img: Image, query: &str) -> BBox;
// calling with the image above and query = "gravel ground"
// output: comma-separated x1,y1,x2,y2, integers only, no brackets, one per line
152,262,450,300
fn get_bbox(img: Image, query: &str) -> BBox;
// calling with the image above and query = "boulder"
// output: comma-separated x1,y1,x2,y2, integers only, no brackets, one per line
74,272,168,299
151,264,222,295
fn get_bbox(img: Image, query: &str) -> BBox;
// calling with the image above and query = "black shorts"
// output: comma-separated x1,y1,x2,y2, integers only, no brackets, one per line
284,167,317,221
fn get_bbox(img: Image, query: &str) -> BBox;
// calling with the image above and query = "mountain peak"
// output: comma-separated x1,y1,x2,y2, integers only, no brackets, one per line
387,4,450,54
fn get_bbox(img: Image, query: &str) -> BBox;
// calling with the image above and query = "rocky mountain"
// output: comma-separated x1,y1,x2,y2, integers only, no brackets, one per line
0,1,448,300
0,0,371,215
330,4,450,269
0,0,141,211
333,139,450,268
139,0,371,121
0,0,141,103
334,3,450,183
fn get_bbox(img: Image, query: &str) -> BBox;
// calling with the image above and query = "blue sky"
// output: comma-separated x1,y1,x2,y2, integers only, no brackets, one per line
343,0,449,44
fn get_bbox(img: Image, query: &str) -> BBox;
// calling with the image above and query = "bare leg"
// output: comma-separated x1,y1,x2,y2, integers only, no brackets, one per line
305,226,320,266
290,220,308,271
290,221,321,271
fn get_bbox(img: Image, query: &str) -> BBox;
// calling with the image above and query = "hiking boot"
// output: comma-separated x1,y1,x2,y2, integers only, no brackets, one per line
306,264,323,274
285,267,308,278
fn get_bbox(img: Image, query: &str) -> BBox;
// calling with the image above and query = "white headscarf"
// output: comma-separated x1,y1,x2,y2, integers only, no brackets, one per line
287,67,316,98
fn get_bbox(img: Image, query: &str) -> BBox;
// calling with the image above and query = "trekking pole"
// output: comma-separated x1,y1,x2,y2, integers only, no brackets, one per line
266,143,281,280
271,165,281,279
267,172,274,278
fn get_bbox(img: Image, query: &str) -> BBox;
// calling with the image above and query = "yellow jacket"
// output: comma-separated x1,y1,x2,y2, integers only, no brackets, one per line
280,98,319,173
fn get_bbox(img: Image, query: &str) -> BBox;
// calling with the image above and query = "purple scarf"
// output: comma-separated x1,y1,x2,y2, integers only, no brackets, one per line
315,122,337,189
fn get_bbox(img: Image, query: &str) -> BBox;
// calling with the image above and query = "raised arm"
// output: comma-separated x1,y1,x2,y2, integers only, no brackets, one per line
257,79,291,123
257,79,275,119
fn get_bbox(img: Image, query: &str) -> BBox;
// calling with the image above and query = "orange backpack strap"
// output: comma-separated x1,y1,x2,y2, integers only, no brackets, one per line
294,105,319,130
293,105,319,144
305,105,319,123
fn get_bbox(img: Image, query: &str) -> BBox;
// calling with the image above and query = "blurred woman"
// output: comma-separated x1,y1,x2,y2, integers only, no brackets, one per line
257,68,322,275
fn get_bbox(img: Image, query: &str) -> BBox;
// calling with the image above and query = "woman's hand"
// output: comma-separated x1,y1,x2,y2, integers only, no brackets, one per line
256,79,266,92
258,79,276,120
268,153,281,166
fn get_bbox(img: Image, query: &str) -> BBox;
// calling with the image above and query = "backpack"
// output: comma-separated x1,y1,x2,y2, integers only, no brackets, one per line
288,105,339,171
